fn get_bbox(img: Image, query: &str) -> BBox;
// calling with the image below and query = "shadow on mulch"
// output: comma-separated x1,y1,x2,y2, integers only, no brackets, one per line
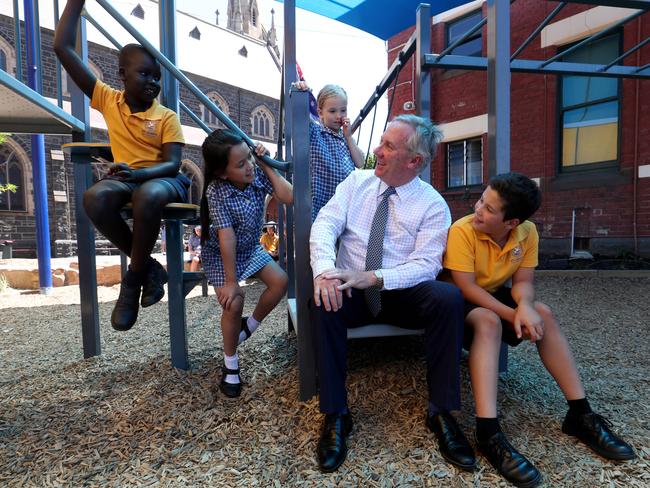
0,276,649,487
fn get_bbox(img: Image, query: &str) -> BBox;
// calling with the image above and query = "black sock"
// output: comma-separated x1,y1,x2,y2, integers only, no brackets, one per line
476,417,501,443
567,398,592,416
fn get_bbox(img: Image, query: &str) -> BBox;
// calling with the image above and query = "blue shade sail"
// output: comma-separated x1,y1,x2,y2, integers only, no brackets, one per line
275,0,473,40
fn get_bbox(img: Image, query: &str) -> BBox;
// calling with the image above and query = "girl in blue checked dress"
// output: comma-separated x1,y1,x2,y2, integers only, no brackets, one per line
200,129,293,398
297,83,365,220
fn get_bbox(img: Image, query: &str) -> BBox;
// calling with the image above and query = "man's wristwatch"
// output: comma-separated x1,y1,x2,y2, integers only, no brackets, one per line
373,270,384,289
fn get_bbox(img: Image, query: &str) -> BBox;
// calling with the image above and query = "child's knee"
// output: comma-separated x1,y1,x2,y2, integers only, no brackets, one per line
468,309,502,342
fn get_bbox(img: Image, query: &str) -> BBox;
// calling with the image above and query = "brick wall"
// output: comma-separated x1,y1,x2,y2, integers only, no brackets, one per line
386,1,650,256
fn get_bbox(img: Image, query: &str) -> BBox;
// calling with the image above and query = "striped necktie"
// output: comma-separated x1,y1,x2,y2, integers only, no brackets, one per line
364,186,396,316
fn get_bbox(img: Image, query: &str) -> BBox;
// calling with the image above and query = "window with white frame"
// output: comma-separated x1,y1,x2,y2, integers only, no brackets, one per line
447,137,482,188
560,33,620,170
201,92,229,128
251,105,274,139
446,10,483,57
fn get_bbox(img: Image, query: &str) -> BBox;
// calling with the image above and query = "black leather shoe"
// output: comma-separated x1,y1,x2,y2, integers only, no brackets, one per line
317,412,353,473
426,412,476,471
111,271,141,331
562,412,636,460
219,365,242,398
141,258,168,308
477,432,542,488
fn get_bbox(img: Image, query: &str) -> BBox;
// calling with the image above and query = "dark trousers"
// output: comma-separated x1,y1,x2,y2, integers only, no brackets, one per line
313,280,465,414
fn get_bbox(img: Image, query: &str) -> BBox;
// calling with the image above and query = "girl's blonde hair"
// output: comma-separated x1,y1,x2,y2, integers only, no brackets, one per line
316,84,348,111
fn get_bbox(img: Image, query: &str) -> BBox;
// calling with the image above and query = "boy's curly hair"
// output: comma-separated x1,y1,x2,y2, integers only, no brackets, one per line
488,172,541,223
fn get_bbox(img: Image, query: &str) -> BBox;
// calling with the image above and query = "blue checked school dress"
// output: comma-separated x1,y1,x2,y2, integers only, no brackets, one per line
310,121,356,222
201,168,274,287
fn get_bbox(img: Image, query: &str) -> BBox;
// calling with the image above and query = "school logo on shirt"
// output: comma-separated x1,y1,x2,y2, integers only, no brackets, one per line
511,246,523,262
143,120,159,138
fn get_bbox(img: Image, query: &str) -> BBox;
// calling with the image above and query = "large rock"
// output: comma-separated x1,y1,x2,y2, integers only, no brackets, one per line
0,255,128,290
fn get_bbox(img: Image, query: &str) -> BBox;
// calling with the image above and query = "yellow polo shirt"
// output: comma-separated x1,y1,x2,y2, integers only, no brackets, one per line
443,214,539,293
91,80,185,169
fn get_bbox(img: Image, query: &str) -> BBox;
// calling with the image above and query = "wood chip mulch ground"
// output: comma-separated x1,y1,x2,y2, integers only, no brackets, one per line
0,275,648,487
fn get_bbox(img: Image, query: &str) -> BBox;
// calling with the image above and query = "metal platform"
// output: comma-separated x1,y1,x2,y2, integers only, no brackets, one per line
0,69,84,134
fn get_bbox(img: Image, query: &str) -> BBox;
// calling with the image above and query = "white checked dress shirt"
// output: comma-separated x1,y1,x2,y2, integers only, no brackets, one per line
310,170,452,290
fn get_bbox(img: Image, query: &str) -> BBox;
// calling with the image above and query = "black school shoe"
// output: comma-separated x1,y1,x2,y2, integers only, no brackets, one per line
477,432,542,488
111,270,142,331
141,258,168,307
426,412,477,471
219,365,242,398
562,411,636,460
317,412,353,473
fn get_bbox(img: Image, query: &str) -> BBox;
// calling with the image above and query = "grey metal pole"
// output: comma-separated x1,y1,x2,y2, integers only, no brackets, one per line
159,0,179,114
290,90,317,402
487,0,511,176
69,14,101,357
416,3,432,185
283,0,297,299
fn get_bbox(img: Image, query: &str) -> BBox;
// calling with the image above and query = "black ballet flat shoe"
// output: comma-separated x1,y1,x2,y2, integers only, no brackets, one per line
477,432,542,488
317,412,353,473
426,412,477,471
141,258,168,308
219,365,242,398
111,270,141,331
562,411,636,461
240,316,252,343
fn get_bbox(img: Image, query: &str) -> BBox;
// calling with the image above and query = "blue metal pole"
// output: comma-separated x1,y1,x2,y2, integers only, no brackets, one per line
24,0,52,294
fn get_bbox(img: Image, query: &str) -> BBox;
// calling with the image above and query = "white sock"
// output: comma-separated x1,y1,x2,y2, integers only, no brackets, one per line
239,316,261,344
224,353,240,384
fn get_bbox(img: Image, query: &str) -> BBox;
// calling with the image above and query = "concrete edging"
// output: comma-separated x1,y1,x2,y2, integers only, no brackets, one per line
536,269,650,278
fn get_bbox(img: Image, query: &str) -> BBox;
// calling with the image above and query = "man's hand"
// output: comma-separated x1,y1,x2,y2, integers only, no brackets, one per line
322,269,377,291
313,272,346,312
513,302,544,342
217,281,244,311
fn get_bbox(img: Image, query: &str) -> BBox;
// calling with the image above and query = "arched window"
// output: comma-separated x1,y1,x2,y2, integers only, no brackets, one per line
131,4,145,19
0,138,30,212
0,36,17,76
201,91,229,129
251,105,274,140
62,60,102,98
180,160,203,206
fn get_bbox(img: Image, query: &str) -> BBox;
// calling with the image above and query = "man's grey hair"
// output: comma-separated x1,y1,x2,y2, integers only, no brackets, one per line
391,114,443,171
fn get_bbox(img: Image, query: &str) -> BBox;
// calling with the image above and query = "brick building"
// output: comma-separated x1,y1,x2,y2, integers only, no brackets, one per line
0,0,281,257
387,1,650,257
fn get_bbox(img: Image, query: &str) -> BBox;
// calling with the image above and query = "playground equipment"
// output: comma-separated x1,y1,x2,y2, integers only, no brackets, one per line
1,0,648,401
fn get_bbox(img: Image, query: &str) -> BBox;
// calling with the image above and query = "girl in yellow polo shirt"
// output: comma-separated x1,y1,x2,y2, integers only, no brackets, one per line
55,0,188,331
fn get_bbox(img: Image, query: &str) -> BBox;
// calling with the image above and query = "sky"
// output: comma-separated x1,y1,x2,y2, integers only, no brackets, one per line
180,0,390,154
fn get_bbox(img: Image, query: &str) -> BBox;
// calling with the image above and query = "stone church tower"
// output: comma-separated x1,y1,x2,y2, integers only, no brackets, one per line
227,0,262,39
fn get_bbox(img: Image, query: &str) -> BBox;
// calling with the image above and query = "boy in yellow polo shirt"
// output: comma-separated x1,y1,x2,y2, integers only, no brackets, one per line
55,0,187,331
444,173,634,487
